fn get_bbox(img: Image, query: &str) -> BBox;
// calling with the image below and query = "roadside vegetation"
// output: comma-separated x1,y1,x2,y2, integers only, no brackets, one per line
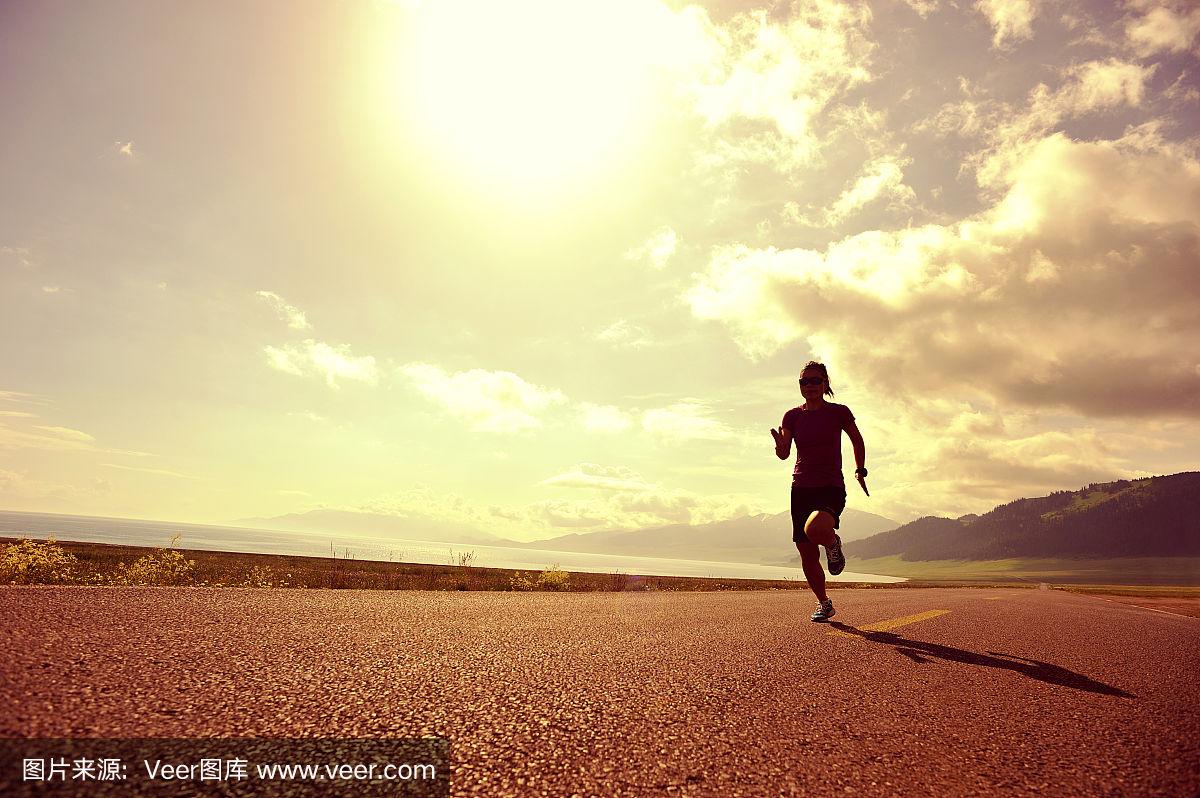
0,536,819,592
0,535,80,585
509,563,571,591
11,536,1191,594
1,534,277,588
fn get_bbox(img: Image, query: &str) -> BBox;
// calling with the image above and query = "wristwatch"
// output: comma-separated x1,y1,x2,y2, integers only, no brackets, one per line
855,467,868,477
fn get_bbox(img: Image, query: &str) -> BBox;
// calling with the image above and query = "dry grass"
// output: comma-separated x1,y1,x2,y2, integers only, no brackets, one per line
14,537,1186,595
0,536,834,592
0,535,79,584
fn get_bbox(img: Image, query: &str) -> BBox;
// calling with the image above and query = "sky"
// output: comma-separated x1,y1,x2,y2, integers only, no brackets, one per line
1,0,1198,541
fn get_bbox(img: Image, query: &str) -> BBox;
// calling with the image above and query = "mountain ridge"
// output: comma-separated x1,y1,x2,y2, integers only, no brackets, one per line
505,508,900,564
845,472,1200,561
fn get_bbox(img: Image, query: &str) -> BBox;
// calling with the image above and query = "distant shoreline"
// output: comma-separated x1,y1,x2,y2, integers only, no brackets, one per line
7,539,1199,609
0,536,953,592
0,510,906,583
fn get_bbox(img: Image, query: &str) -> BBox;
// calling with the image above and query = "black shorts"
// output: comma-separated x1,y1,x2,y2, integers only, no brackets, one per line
790,484,847,543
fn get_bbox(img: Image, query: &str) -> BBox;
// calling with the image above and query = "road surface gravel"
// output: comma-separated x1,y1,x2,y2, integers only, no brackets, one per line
2,586,1197,797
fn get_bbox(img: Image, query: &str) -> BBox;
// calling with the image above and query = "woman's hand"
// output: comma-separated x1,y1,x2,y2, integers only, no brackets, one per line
771,427,791,460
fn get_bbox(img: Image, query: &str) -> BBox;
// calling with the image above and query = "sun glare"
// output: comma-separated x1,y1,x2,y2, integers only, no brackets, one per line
383,0,676,200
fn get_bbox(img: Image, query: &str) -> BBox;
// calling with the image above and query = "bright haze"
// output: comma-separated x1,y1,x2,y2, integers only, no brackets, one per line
1,0,1197,541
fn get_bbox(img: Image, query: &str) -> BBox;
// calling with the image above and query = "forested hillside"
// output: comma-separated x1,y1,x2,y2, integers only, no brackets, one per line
847,472,1200,561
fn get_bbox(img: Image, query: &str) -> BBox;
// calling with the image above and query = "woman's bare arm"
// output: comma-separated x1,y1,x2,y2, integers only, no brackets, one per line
844,420,866,470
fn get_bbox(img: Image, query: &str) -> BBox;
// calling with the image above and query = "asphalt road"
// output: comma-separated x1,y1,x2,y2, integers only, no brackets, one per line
2,586,1198,797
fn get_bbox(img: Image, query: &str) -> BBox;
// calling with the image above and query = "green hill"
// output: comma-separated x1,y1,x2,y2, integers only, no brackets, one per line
846,472,1200,562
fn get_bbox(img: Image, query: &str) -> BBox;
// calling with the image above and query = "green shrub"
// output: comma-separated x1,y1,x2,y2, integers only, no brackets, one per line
0,536,79,585
539,563,571,591
508,563,571,592
508,571,538,591
114,536,196,586
241,564,289,588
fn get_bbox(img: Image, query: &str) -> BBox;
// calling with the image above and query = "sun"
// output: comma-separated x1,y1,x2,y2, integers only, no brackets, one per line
378,0,675,201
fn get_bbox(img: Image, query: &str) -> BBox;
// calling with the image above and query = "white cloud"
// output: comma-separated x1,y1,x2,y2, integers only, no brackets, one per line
0,390,40,402
0,246,36,268
914,98,994,140
401,362,567,432
1124,1,1200,58
108,448,156,458
264,346,305,376
362,477,767,539
539,463,654,492
530,486,767,533
831,158,914,218
641,400,742,443
1162,69,1200,104
682,0,876,175
99,463,203,480
286,411,327,423
914,78,1003,141
902,0,939,18
114,141,134,157
976,0,1038,49
0,422,98,452
578,402,633,433
624,227,678,269
851,397,1153,519
359,484,552,539
596,319,653,349
306,342,377,387
684,244,810,360
1055,59,1155,115
256,290,312,330
686,132,1200,420
972,58,1156,189
33,426,95,442
792,155,916,227
0,409,156,460
264,340,378,389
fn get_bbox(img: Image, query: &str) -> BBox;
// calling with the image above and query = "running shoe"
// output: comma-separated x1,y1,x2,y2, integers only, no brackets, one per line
826,533,846,576
810,598,835,622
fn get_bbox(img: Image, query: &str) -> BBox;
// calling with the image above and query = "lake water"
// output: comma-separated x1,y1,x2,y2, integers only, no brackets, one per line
0,510,904,583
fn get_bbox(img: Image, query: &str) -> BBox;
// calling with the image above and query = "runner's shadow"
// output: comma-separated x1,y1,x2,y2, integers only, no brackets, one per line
827,623,1134,698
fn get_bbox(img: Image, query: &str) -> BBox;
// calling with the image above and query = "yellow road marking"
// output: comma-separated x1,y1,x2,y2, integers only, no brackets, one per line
983,596,1004,600
828,609,950,639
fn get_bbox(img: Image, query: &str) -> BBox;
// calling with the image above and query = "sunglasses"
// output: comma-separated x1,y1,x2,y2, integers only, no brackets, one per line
798,377,825,386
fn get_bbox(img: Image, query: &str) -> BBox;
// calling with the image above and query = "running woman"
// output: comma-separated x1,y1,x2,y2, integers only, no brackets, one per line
770,361,868,622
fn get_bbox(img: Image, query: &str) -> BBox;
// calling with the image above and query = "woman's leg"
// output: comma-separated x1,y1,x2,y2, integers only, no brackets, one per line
791,488,828,602
803,510,837,547
796,540,826,602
